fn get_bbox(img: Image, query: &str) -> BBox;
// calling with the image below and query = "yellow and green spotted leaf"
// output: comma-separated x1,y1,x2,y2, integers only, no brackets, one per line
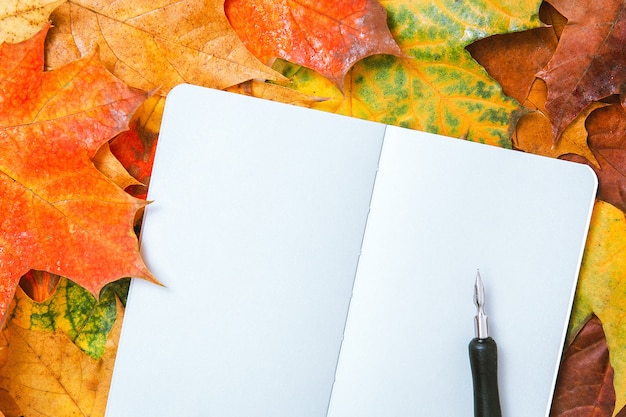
272,0,543,147
9,278,130,359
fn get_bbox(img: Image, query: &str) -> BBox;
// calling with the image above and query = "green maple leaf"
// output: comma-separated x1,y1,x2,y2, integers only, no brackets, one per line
273,0,543,147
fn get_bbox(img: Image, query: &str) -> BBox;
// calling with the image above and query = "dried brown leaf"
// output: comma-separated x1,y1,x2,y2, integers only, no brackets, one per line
513,79,601,166
551,315,626,417
563,104,626,213
538,0,626,141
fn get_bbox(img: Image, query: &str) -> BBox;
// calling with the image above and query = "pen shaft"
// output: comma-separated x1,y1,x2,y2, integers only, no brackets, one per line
469,337,502,417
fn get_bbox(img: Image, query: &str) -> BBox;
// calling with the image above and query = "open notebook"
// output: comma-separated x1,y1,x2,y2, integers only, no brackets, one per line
106,84,597,417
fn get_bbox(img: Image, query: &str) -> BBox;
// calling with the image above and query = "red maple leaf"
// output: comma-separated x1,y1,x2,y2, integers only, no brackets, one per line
225,0,404,88
0,25,157,324
109,123,159,201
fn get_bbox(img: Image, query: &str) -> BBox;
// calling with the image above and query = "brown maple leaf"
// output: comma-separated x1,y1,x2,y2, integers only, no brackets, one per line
550,315,626,417
467,4,598,165
466,26,557,106
563,103,626,214
0,25,157,325
537,0,626,142
467,2,567,108
224,0,404,89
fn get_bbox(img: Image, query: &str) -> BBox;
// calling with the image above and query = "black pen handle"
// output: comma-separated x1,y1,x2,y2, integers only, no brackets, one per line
469,337,502,417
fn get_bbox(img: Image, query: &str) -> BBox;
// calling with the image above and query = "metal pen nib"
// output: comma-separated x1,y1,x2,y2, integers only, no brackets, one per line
474,270,489,339
470,270,502,417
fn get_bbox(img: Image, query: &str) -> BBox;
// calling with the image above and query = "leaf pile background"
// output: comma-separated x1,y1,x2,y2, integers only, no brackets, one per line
0,0,625,415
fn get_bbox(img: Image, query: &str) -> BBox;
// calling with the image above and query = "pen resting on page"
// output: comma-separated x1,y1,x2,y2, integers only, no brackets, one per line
469,271,502,417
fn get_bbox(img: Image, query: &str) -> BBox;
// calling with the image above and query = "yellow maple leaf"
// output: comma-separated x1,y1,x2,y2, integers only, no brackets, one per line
0,300,124,416
46,0,281,93
571,201,626,416
0,0,63,43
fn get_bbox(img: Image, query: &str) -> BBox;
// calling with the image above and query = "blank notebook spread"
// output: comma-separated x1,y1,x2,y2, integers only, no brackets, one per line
105,84,597,417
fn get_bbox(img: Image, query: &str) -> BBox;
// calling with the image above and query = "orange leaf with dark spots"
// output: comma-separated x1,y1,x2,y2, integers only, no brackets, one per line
0,24,158,325
225,0,403,88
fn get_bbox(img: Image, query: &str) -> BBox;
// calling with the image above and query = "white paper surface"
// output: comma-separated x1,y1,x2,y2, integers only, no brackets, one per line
106,85,385,417
106,85,597,417
326,126,597,417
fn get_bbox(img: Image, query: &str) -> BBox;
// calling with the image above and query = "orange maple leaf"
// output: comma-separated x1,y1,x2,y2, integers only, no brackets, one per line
225,0,403,88
0,25,157,324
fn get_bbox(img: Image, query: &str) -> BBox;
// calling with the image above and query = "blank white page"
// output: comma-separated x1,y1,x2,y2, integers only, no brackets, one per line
106,85,597,417
326,126,597,417
105,85,385,417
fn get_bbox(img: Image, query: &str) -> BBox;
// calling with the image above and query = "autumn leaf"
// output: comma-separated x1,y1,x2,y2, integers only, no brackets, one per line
18,270,61,302
466,2,561,106
0,0,63,43
537,0,626,142
467,4,599,164
94,142,144,192
225,79,328,106
569,201,626,415
131,95,166,137
46,0,281,94
0,25,157,325
563,104,626,213
0,300,124,416
513,83,602,166
108,123,157,201
270,0,544,147
550,315,626,417
0,389,18,417
10,277,127,359
225,0,403,89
